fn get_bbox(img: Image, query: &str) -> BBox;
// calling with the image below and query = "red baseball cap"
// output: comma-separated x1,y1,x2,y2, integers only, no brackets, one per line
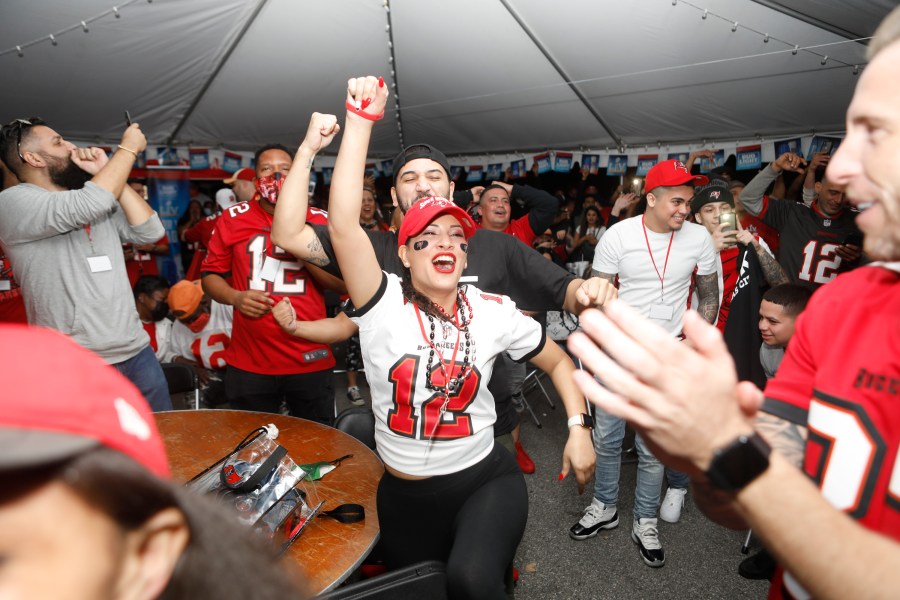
644,159,709,193
397,196,477,247
0,325,170,478
223,167,255,184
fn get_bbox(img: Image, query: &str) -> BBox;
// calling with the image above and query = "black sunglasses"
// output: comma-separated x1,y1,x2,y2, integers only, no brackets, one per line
3,117,44,162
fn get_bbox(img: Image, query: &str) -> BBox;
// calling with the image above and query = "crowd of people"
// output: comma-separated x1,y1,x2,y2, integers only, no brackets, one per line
0,5,898,598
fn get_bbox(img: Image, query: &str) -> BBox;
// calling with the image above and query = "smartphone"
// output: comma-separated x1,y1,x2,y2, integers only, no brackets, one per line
720,211,737,233
124,110,132,126
845,232,863,247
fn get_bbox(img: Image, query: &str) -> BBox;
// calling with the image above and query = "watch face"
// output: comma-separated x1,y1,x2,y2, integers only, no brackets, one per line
707,434,771,492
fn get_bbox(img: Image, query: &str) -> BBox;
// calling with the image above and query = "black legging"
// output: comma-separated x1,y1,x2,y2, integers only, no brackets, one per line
377,443,528,600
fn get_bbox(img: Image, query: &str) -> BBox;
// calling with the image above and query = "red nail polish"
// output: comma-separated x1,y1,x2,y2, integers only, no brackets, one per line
361,98,372,110
557,473,564,481
378,76,384,87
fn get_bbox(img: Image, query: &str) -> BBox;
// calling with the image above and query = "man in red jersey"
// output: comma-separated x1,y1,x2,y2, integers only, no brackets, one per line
568,7,900,598
202,144,335,424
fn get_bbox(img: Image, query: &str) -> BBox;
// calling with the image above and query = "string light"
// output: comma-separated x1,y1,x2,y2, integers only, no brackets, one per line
731,21,738,32
702,9,708,20
1,0,142,58
821,56,828,65
763,34,769,43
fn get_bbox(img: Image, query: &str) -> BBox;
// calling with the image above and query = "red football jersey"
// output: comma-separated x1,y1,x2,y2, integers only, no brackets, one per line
201,201,334,375
184,214,219,281
763,265,900,599
502,214,538,246
124,235,167,287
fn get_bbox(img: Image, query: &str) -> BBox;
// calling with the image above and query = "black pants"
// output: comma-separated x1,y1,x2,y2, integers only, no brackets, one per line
377,443,528,600
225,365,335,426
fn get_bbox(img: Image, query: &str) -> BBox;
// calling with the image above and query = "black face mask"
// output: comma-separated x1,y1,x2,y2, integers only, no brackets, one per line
149,301,170,322
47,156,92,190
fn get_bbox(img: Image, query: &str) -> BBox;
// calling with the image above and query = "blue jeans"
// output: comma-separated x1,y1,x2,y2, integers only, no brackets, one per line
114,345,172,412
666,468,690,490
592,407,663,520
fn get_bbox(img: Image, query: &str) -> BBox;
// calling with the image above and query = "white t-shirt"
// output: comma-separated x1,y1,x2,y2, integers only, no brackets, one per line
593,215,717,336
351,273,544,477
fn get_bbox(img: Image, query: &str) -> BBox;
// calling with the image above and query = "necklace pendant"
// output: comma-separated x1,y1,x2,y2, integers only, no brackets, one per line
441,321,452,340
824,218,832,227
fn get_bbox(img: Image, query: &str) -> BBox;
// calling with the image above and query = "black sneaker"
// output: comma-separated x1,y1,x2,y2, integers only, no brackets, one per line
631,518,665,567
738,549,776,580
569,498,618,540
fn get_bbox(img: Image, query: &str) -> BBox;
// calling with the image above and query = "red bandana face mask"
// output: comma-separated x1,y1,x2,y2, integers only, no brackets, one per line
185,311,210,333
256,173,284,205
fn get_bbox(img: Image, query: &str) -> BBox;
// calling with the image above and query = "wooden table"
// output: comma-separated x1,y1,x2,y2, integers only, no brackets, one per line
156,410,383,595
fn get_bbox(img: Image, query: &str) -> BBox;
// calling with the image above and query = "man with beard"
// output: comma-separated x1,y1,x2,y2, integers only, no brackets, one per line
568,6,900,596
0,119,171,410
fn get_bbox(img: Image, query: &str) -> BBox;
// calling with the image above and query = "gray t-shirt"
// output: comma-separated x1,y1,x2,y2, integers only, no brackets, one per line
0,181,165,363
759,343,785,380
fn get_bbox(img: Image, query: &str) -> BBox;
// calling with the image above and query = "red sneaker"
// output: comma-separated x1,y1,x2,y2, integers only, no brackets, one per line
515,440,535,474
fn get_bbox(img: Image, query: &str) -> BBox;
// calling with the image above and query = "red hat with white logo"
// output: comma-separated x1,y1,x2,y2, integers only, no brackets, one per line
223,167,255,185
397,196,477,247
644,160,709,193
0,325,170,478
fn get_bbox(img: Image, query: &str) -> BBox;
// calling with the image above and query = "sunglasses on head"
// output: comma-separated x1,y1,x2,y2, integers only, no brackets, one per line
3,117,45,162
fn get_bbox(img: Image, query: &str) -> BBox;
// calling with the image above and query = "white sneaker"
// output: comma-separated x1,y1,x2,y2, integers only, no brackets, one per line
569,498,618,540
346,386,365,406
632,517,665,567
659,487,687,523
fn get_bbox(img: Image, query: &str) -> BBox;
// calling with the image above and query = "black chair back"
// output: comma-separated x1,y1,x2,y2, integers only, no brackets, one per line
334,406,376,450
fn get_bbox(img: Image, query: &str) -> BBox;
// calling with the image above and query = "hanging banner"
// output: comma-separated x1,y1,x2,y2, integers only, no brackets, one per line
774,137,802,158
806,135,842,160
321,167,333,186
533,152,552,175
223,151,243,173
379,160,393,178
365,163,381,179
466,165,484,183
510,159,527,179
606,155,627,176
581,153,600,175
554,152,573,173
668,152,689,163
486,163,503,181
189,148,210,170
636,154,659,177
736,145,762,171
147,167,190,283
698,149,725,173
450,166,465,182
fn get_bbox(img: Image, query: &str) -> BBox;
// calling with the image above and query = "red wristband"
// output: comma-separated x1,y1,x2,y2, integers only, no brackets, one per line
346,100,384,121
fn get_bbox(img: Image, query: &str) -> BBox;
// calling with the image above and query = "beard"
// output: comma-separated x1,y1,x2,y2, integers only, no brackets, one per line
45,154,92,190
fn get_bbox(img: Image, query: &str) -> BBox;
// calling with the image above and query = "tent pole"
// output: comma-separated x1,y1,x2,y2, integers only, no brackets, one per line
166,0,271,146
497,0,623,150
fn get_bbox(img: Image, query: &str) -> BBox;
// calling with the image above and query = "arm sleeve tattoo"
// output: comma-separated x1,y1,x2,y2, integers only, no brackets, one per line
755,412,807,468
694,272,720,324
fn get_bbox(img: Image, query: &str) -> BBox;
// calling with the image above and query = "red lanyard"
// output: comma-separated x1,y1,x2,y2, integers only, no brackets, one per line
641,215,674,299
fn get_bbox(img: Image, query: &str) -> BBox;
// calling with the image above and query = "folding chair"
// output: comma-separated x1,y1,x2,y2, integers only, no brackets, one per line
160,362,200,410
523,367,556,410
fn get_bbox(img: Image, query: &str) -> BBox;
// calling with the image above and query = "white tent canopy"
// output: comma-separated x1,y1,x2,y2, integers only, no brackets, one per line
1,0,895,159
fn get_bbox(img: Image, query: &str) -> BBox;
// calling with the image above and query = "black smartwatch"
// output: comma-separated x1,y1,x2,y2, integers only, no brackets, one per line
567,413,594,430
705,432,771,492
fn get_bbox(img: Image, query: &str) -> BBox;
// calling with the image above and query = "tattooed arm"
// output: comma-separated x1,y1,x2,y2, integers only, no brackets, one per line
694,272,720,324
